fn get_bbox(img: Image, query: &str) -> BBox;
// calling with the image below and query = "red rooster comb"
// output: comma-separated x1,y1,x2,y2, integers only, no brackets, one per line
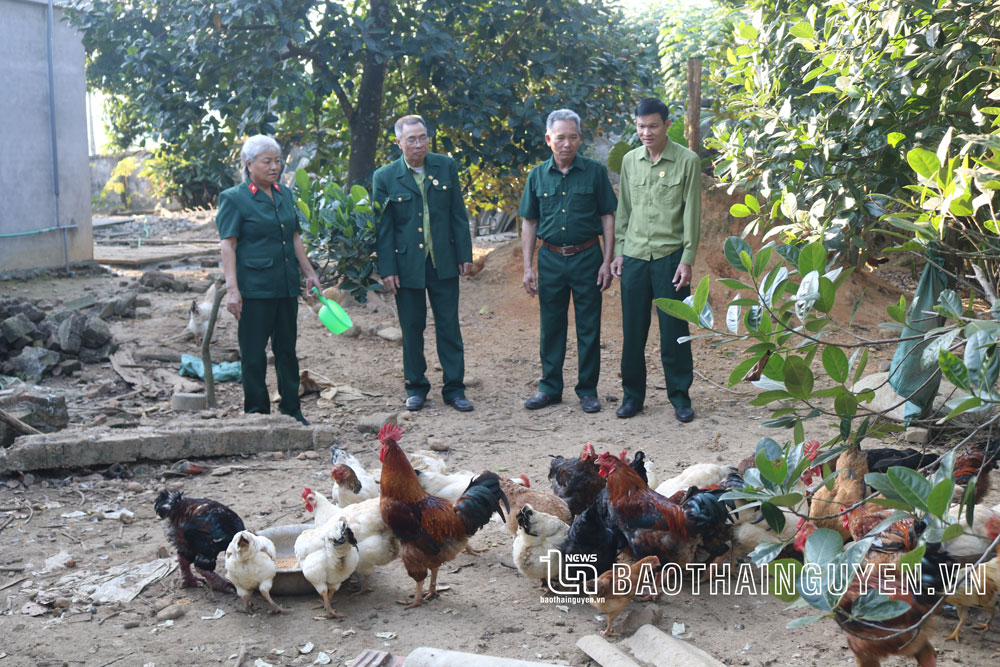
302,487,312,500
519,474,531,487
378,422,403,443
619,448,630,462
985,515,1000,541
582,442,597,459
804,440,821,461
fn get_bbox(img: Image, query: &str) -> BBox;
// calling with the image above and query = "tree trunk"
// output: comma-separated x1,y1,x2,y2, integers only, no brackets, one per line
346,0,391,188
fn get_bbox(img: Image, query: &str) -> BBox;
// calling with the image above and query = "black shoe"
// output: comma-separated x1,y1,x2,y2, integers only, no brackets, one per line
296,415,311,426
405,395,426,411
616,401,642,419
580,396,601,413
524,392,562,410
675,406,694,423
445,396,474,412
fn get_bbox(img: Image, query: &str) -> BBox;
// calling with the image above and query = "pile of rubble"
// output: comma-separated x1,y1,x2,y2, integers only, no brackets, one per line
0,292,148,383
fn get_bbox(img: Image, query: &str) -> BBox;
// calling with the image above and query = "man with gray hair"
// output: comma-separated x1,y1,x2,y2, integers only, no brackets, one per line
373,115,475,412
518,109,617,413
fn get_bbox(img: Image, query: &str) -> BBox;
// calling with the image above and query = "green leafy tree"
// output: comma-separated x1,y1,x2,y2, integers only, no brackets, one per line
709,0,1000,271
69,0,654,208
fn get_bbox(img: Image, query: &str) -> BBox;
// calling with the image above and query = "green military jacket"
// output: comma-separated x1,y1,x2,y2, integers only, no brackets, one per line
216,181,302,299
518,154,617,245
373,153,473,289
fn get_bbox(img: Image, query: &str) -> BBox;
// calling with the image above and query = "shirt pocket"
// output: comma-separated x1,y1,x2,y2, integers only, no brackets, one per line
387,192,414,224
535,185,559,218
653,170,684,207
241,256,274,292
569,184,594,217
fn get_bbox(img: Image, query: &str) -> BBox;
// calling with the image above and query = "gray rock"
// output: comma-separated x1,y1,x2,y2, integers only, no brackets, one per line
79,341,114,363
63,295,98,312
56,314,86,354
376,327,402,342
358,412,397,433
1,313,38,346
56,359,82,375
81,316,112,348
138,271,188,292
7,302,46,323
6,346,60,383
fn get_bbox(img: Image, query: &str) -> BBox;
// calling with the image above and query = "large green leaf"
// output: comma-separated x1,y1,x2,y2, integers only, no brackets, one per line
938,349,971,391
607,141,631,174
797,242,826,275
783,355,814,399
906,148,941,180
724,236,753,272
822,346,849,383
654,298,699,325
886,467,931,513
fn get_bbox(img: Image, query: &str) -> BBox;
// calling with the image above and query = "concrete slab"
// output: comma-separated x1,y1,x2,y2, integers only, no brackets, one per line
0,414,341,473
402,648,559,667
619,625,726,667
575,636,642,667
93,243,217,267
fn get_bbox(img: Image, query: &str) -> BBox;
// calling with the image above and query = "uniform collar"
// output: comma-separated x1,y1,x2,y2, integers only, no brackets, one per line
639,138,675,164
545,154,581,174
247,181,280,196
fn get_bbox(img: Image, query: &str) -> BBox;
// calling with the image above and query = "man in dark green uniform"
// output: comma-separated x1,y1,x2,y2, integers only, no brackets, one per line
373,115,475,412
519,109,617,413
217,135,319,425
612,98,701,423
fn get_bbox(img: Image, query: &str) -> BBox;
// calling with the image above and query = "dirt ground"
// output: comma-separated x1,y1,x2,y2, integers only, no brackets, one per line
1,213,998,667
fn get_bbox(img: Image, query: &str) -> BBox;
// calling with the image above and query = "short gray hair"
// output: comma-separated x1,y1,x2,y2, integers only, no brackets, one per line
546,109,581,133
394,114,427,138
241,135,281,181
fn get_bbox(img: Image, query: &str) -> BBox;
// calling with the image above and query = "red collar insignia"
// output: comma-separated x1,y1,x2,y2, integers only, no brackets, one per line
273,183,281,192
248,182,258,195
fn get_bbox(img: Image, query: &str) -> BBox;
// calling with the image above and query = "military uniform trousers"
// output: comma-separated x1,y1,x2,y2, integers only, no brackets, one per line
620,249,693,408
395,256,465,402
238,297,302,418
537,242,603,398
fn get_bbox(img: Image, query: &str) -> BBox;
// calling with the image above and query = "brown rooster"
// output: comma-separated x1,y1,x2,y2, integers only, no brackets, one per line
953,440,1000,504
833,549,955,667
377,423,509,609
809,444,868,540
596,452,732,568
154,490,245,592
591,555,661,636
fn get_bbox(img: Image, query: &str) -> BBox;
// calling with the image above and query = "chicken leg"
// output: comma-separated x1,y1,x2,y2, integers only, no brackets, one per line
601,613,621,637
399,568,441,609
944,607,968,642
196,566,236,593
319,589,344,618
259,586,285,614
177,556,207,588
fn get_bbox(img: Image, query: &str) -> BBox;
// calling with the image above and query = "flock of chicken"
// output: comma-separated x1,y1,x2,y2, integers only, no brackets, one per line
153,425,1000,664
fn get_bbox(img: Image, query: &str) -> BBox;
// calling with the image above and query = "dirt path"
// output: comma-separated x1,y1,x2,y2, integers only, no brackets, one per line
0,220,997,666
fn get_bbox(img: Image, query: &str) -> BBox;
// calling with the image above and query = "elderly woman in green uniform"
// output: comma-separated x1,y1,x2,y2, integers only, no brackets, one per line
216,135,319,425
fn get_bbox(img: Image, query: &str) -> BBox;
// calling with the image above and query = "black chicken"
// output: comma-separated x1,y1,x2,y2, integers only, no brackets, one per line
548,442,605,517
154,490,245,592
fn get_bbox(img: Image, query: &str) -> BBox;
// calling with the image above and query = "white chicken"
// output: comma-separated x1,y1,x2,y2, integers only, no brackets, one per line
339,497,400,592
298,518,359,618
654,463,735,499
943,502,1000,564
513,504,570,585
187,282,218,343
414,468,476,501
409,450,450,475
224,530,283,614
302,488,399,593
330,463,378,507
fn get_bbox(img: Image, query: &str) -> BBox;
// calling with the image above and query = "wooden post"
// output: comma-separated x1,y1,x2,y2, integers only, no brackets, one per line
201,280,226,408
686,58,703,154
0,407,41,437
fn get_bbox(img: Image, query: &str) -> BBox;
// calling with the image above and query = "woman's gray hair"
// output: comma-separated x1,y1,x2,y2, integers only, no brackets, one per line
241,135,282,181
546,109,581,133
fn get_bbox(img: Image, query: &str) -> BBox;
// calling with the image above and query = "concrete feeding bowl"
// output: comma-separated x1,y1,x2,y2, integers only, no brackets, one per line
257,523,315,596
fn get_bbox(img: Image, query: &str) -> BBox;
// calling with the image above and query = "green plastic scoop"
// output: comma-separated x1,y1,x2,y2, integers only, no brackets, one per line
313,287,353,334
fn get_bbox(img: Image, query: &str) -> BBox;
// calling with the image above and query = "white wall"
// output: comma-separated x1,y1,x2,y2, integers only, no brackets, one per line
0,0,93,271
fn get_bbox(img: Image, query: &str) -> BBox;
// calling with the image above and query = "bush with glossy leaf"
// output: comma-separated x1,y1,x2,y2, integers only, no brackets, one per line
295,168,379,303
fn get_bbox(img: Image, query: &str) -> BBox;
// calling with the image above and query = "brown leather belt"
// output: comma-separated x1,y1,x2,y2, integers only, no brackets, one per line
540,237,599,256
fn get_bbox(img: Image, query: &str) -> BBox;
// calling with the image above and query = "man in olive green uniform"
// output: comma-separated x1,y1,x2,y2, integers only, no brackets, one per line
519,109,617,413
373,115,475,412
612,98,701,422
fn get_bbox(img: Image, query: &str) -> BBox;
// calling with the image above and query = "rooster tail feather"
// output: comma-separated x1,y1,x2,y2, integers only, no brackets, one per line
455,471,509,536
683,489,733,534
